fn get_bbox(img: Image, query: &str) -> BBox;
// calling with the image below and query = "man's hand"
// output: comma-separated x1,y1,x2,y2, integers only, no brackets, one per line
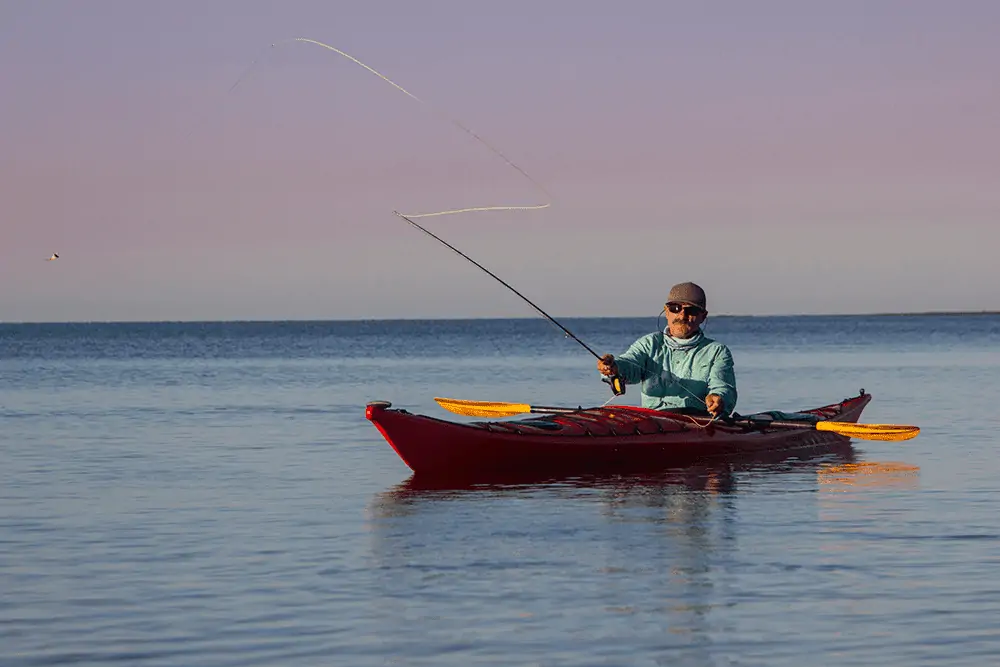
597,354,618,377
705,393,724,417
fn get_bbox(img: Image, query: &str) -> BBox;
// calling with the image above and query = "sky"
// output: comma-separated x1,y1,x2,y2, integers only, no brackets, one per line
2,0,998,322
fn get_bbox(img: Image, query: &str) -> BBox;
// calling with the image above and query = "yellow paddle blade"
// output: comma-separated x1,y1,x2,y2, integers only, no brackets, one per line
434,397,532,418
816,421,920,441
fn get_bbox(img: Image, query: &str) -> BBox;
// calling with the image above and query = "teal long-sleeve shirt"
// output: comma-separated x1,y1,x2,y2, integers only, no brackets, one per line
612,332,737,414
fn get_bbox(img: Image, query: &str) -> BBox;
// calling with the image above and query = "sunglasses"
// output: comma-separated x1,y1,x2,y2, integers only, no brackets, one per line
666,303,705,316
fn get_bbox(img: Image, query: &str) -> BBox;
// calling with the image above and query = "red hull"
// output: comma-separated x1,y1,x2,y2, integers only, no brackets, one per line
367,392,872,477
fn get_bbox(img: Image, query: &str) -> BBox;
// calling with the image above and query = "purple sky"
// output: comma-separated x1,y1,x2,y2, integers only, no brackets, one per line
3,1,998,321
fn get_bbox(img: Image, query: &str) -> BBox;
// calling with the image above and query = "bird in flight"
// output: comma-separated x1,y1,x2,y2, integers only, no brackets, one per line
47,253,59,261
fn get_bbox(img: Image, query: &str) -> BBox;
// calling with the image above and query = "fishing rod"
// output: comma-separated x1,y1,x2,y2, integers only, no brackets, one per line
394,211,625,396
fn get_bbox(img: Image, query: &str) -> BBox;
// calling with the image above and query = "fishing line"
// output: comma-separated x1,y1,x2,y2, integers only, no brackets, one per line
233,37,552,219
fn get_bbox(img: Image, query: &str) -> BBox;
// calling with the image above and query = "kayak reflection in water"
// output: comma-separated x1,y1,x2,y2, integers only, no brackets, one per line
597,281,737,418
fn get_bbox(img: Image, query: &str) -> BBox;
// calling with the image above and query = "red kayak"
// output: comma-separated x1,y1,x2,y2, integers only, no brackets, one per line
367,390,872,477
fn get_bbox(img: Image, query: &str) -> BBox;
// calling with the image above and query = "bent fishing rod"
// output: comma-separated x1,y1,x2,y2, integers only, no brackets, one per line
394,211,625,396
232,38,619,394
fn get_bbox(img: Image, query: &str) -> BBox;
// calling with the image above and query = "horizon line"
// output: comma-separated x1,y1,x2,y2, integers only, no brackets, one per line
2,310,999,325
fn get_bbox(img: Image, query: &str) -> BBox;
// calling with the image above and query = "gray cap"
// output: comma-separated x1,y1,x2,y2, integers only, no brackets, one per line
666,282,707,309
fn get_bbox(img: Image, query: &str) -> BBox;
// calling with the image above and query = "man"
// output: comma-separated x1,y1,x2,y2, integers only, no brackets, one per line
597,282,736,417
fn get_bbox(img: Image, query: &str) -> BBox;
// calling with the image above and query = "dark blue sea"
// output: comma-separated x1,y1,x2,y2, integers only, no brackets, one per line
2,315,999,666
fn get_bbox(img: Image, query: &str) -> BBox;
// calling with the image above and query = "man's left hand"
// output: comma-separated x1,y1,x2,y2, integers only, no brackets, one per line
705,394,724,417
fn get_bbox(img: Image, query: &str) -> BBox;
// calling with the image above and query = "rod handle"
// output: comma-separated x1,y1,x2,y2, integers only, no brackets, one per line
603,375,627,396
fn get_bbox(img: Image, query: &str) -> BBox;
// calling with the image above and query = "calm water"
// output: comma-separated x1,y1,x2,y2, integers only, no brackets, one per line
2,315,999,666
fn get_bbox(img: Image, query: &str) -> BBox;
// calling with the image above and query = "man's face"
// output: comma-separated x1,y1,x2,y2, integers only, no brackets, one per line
665,302,707,339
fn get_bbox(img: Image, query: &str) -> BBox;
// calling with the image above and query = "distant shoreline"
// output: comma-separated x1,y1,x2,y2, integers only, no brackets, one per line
2,311,999,325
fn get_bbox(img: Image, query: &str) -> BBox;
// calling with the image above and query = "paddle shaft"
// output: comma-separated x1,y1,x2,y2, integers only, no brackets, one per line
531,410,851,431
532,410,830,430
742,419,827,430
